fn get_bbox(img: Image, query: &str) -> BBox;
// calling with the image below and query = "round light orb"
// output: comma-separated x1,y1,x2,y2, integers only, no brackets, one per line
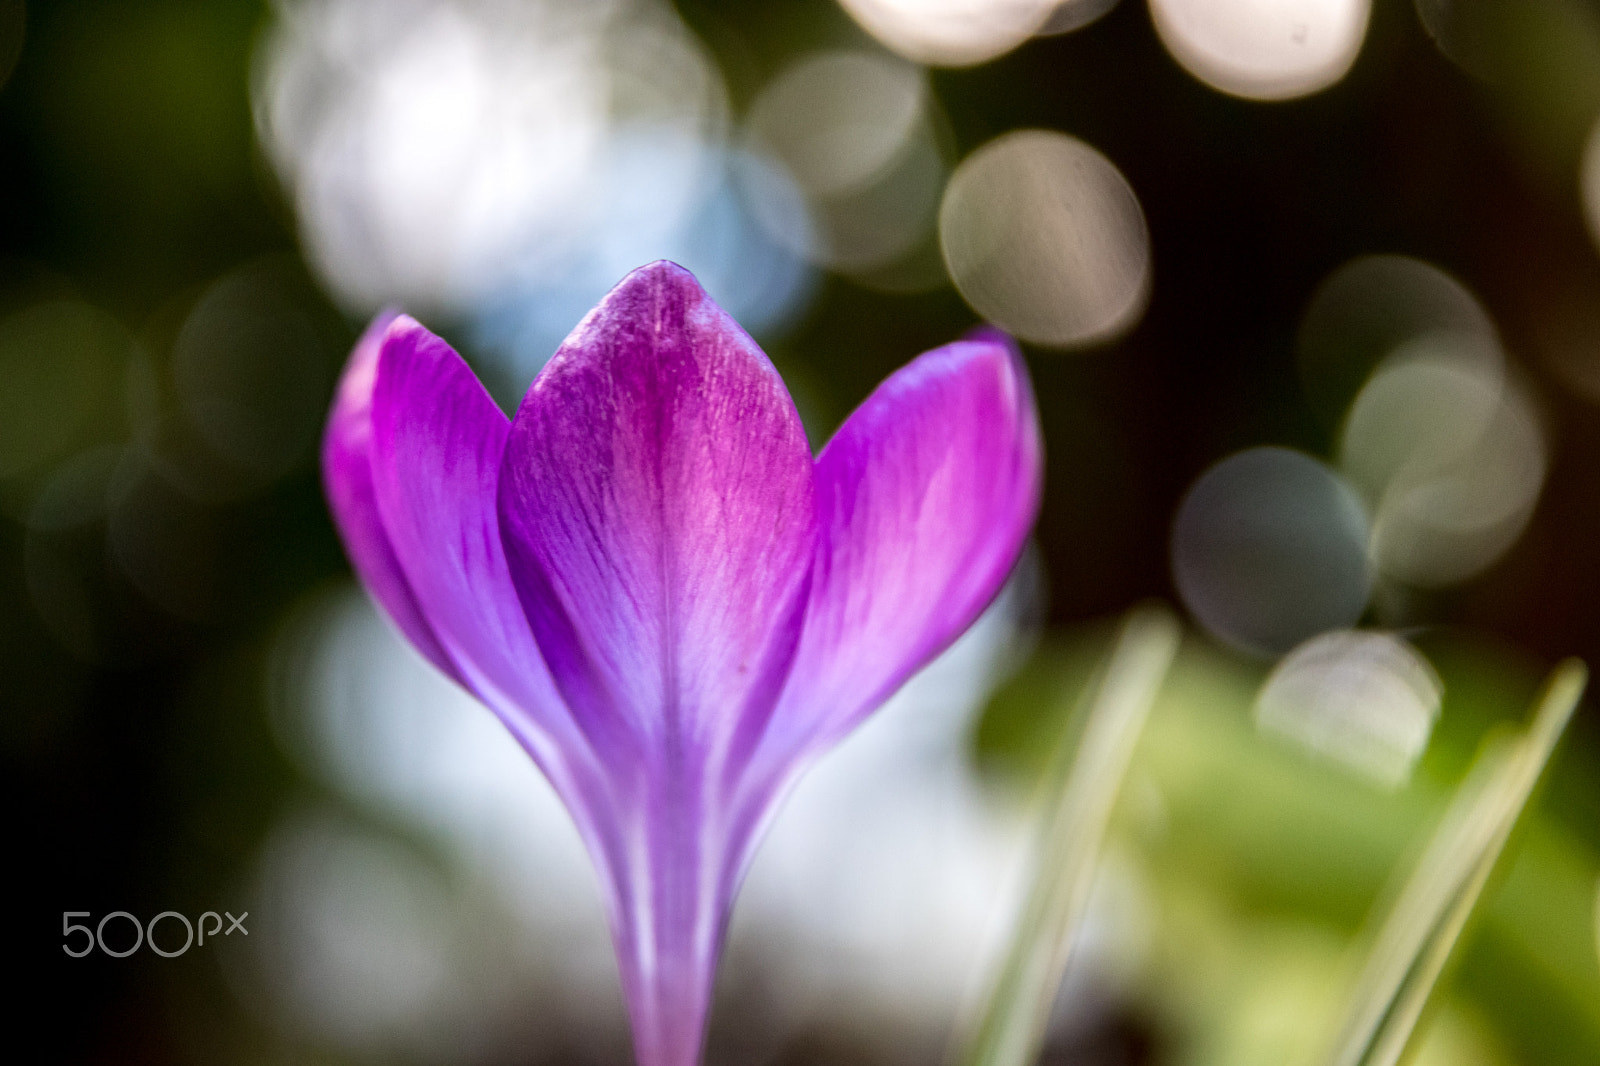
1297,254,1499,427
0,301,132,484
1340,339,1546,588
837,0,1059,67
1582,117,1600,262
747,51,925,200
1037,0,1122,35
1414,0,1514,81
1172,446,1371,657
1148,0,1371,101
940,130,1150,349
255,0,724,314
172,261,337,484
745,51,945,273
1255,630,1440,788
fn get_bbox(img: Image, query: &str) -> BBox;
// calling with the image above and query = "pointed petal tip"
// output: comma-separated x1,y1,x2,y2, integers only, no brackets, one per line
950,328,1042,462
882,331,1042,466
621,258,698,285
536,260,782,408
603,260,745,328
376,313,450,374
542,262,726,380
598,260,706,308
329,310,398,419
955,329,1033,403
370,304,406,334
326,310,441,430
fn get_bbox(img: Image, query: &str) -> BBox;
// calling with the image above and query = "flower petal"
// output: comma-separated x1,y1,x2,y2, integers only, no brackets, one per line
497,260,817,764
496,261,817,1066
771,330,1042,755
336,315,640,1047
322,310,457,681
365,316,588,775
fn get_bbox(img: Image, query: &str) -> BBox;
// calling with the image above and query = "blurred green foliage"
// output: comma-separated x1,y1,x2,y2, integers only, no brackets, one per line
977,624,1600,1066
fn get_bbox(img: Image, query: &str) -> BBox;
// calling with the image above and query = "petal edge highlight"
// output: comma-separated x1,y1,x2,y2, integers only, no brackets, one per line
322,310,457,681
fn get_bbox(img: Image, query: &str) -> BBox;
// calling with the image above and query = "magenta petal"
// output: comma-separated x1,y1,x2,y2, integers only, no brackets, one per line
497,262,817,1066
772,332,1043,756
322,310,457,682
365,317,601,783
362,318,637,950
498,262,817,755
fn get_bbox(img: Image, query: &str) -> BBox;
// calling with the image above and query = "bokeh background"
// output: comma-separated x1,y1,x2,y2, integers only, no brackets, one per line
9,0,1600,1062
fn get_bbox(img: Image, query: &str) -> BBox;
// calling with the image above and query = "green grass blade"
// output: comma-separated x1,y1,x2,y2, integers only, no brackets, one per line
958,604,1180,1066
1323,659,1587,1066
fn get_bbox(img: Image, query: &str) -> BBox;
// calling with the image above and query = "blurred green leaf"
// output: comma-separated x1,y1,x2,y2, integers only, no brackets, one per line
1322,661,1587,1066
977,629,1600,1065
959,604,1179,1066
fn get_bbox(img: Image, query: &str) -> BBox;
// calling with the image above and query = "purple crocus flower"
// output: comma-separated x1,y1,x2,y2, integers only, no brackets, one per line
323,261,1041,1066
